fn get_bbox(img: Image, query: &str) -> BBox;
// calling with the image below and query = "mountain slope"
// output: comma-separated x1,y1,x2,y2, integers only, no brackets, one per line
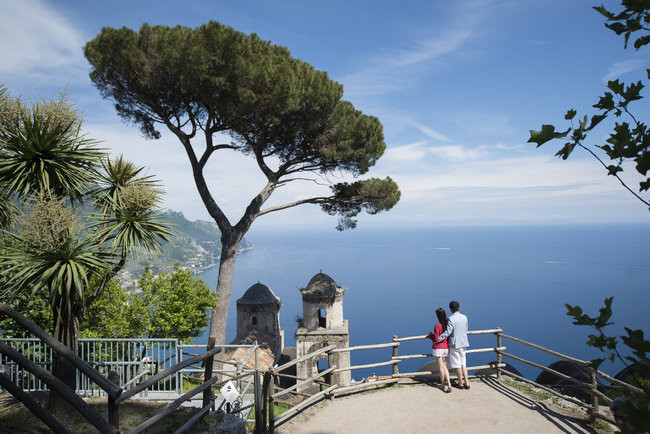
118,210,252,285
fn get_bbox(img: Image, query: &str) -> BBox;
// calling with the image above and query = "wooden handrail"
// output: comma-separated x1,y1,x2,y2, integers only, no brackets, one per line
332,359,399,373
499,369,587,408
468,328,503,335
500,351,591,389
0,303,122,399
115,345,222,404
499,333,590,366
0,373,72,434
274,385,338,426
332,378,398,396
129,372,231,434
0,343,118,433
595,368,645,394
394,346,506,360
273,345,335,374
272,366,337,399
395,328,503,342
394,363,506,378
330,342,399,353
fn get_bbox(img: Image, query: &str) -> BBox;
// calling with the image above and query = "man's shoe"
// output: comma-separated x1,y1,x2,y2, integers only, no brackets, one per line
464,384,470,390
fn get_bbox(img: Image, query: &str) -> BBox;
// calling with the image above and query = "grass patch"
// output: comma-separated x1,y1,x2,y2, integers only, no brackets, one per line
588,418,615,433
501,378,556,402
181,376,204,394
266,402,291,419
0,392,225,433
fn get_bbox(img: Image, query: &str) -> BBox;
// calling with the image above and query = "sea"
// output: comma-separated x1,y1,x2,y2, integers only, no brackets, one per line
195,224,650,381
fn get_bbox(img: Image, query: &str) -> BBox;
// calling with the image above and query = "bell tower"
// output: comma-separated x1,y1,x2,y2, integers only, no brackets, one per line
295,272,350,390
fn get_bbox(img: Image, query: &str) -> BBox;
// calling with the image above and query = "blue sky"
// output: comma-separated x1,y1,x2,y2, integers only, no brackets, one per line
1,0,649,229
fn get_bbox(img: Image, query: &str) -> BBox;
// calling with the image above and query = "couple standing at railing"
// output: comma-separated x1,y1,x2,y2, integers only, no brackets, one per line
426,300,469,394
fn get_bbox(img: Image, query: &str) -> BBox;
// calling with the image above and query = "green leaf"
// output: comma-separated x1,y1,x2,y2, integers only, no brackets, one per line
528,125,570,147
564,109,577,120
607,164,623,175
622,80,644,102
590,358,605,370
607,79,625,95
621,328,650,359
640,179,650,191
594,92,615,111
595,296,614,328
634,34,650,49
605,22,627,35
593,5,614,19
587,113,607,130
555,142,577,160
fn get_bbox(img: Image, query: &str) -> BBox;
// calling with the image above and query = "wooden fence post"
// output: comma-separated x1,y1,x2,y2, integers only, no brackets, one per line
496,329,502,380
260,372,270,433
268,375,275,434
254,371,262,434
203,340,215,408
588,366,599,423
108,370,120,430
392,336,399,376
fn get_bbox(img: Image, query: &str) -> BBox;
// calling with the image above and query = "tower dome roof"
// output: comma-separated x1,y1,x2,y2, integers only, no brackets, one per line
237,283,280,305
301,272,344,297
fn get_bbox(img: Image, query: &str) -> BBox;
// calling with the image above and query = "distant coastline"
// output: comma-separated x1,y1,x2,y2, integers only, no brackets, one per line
192,245,255,274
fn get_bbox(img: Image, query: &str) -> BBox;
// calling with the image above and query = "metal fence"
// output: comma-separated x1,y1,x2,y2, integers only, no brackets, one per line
0,338,179,397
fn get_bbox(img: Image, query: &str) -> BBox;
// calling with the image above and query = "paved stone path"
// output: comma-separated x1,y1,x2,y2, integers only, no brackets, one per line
276,377,599,433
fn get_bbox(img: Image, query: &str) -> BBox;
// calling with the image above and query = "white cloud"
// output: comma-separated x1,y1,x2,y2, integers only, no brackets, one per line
405,120,450,142
383,142,488,164
0,0,87,84
603,57,648,82
340,1,490,98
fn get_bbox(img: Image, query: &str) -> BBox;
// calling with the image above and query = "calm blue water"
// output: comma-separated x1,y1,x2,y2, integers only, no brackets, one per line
196,224,650,381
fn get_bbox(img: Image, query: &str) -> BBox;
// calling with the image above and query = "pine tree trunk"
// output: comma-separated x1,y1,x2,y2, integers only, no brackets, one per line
49,298,81,419
207,231,242,348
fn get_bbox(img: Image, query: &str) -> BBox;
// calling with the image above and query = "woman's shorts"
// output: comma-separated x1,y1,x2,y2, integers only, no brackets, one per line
449,347,466,369
432,348,448,357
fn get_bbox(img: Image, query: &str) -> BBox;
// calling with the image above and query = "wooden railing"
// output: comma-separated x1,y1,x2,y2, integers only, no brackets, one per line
0,304,121,433
4,302,643,433
391,328,506,378
0,303,264,434
263,328,506,432
262,327,643,432
498,333,644,426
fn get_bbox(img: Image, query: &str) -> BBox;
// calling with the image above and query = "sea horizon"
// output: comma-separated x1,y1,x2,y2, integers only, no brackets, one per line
196,222,650,381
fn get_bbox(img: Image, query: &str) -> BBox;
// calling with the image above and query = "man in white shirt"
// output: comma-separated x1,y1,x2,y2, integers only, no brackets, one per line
438,300,470,389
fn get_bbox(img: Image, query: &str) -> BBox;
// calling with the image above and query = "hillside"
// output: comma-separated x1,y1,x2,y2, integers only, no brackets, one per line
118,210,252,285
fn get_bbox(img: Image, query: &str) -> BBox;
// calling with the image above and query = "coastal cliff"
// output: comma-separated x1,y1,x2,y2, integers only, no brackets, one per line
118,210,252,285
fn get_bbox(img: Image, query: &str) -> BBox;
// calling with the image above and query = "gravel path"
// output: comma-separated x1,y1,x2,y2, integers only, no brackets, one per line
276,377,598,433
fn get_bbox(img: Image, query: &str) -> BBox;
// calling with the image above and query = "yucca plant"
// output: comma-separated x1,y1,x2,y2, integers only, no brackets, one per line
0,86,173,414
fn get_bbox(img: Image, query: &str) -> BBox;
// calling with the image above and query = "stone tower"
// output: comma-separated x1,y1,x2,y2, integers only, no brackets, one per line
295,272,350,390
236,282,284,350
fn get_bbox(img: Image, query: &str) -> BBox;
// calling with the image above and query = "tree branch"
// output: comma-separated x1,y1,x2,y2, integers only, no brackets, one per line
83,255,127,316
177,133,233,232
578,142,650,208
198,134,240,169
256,196,329,217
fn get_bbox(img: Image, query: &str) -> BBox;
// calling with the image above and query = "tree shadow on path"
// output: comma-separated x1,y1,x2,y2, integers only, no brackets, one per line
479,376,596,434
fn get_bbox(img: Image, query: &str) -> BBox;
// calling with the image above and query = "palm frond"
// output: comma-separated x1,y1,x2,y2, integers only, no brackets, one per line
0,232,113,306
93,155,160,216
0,108,105,202
94,207,174,257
